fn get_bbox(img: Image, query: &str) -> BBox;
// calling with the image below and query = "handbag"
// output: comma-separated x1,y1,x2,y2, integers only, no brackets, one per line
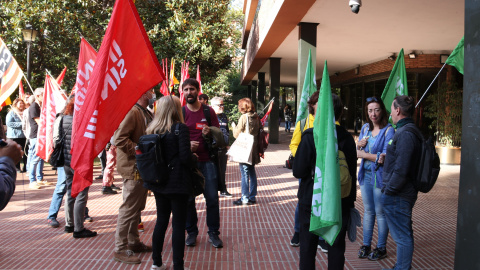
257,121,269,159
285,154,294,169
189,166,205,196
48,116,68,168
227,115,254,165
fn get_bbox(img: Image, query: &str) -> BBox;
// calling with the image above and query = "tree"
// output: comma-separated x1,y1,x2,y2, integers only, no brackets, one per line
0,0,243,97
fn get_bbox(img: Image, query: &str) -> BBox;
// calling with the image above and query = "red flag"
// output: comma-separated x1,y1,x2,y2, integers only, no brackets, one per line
160,80,169,96
196,64,202,94
19,81,25,99
71,38,97,152
56,67,67,86
0,37,24,105
260,101,274,126
37,75,65,161
179,61,189,106
70,0,165,197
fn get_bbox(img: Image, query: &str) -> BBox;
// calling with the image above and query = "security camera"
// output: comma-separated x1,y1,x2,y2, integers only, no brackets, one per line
349,0,362,14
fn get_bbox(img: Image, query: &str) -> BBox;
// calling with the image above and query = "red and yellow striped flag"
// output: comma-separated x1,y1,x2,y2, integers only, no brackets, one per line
0,37,24,105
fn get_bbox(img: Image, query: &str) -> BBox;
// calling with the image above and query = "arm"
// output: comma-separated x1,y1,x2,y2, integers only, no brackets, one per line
232,115,245,139
289,121,302,156
0,140,23,211
384,132,418,194
178,124,193,166
114,110,137,157
6,112,22,129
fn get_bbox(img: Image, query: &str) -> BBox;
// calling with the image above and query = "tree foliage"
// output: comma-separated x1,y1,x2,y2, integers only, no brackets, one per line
0,0,243,97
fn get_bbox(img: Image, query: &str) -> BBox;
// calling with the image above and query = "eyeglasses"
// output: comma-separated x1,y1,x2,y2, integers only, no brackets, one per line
366,97,378,102
213,104,224,107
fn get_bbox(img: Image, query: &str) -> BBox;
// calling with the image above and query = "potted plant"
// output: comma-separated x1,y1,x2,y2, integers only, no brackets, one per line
424,81,462,164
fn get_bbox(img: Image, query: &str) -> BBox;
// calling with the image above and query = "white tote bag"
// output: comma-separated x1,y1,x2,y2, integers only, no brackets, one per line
227,115,254,165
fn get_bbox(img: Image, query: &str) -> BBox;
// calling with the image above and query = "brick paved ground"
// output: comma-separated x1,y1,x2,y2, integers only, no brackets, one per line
0,128,458,269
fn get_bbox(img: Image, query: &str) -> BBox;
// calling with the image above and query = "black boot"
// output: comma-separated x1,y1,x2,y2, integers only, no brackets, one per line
102,186,118,194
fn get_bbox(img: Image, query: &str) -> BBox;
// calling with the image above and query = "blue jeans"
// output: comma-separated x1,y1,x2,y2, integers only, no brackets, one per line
360,172,389,248
186,161,220,235
28,138,44,183
382,193,414,270
285,121,291,131
239,163,257,203
47,167,66,219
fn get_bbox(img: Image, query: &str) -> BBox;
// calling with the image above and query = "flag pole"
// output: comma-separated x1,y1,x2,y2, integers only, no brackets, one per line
262,97,275,112
415,63,447,108
22,74,35,94
45,69,68,99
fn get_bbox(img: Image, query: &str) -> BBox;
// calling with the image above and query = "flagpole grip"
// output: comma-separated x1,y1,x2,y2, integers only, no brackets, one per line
415,63,447,108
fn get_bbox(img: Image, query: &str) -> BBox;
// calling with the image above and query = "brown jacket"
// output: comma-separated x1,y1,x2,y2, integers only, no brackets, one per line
233,112,261,165
114,104,152,179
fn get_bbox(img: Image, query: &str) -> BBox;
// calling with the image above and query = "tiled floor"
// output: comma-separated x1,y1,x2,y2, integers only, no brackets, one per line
0,130,458,269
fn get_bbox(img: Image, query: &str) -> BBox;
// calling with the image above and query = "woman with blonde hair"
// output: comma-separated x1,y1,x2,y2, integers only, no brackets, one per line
232,97,261,206
145,95,194,270
6,98,27,171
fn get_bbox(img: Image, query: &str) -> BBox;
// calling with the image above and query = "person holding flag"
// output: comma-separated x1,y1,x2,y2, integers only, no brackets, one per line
6,98,28,172
293,62,356,270
27,88,48,189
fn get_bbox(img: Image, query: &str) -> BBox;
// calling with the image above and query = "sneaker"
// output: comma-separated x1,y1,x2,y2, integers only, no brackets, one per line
113,250,141,264
358,245,371,258
233,198,247,206
220,191,232,197
64,225,74,233
290,232,300,247
47,218,60,228
95,175,103,180
84,215,93,222
185,234,197,246
29,182,41,189
129,242,152,253
73,228,98,238
111,184,121,191
151,265,167,270
208,232,223,248
247,199,256,205
138,222,144,232
317,239,329,253
102,186,118,194
368,247,387,261
38,180,52,186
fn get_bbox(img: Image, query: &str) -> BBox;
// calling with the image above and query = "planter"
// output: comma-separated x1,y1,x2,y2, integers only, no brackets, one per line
435,146,461,165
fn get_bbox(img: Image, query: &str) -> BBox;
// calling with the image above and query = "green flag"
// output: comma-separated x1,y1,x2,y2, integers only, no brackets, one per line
446,36,464,75
381,48,408,114
310,60,342,245
296,49,317,124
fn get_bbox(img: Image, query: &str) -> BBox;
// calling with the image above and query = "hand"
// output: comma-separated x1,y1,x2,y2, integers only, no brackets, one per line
0,139,23,165
202,125,211,136
190,141,199,152
356,149,364,159
377,153,386,164
357,137,368,149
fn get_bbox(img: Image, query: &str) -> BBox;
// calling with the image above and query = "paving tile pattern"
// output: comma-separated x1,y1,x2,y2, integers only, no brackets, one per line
0,130,458,269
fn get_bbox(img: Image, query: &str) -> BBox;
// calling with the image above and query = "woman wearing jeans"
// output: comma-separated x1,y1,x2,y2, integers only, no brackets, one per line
356,97,395,261
232,98,261,206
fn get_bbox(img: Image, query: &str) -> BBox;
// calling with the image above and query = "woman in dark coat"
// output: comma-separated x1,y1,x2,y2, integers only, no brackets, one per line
144,96,194,270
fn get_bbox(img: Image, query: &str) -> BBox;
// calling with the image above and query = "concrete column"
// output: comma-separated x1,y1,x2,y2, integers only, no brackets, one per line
269,58,281,144
252,80,258,110
247,84,252,100
294,86,298,120
297,22,318,113
258,72,266,106
454,2,480,269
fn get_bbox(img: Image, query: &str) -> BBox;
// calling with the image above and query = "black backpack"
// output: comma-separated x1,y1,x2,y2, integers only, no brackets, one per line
135,123,180,186
401,125,441,193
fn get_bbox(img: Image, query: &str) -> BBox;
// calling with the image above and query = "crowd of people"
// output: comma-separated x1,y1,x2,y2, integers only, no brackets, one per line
0,77,423,270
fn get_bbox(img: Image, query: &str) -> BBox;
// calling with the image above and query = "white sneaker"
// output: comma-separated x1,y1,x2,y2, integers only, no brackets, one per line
151,265,167,270
38,180,52,186
29,182,41,189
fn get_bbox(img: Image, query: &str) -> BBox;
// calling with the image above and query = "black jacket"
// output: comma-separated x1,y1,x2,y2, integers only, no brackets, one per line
382,119,421,203
293,125,357,210
61,115,73,166
144,123,194,195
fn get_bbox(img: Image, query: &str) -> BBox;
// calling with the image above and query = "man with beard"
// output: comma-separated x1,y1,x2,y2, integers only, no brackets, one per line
181,78,223,248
